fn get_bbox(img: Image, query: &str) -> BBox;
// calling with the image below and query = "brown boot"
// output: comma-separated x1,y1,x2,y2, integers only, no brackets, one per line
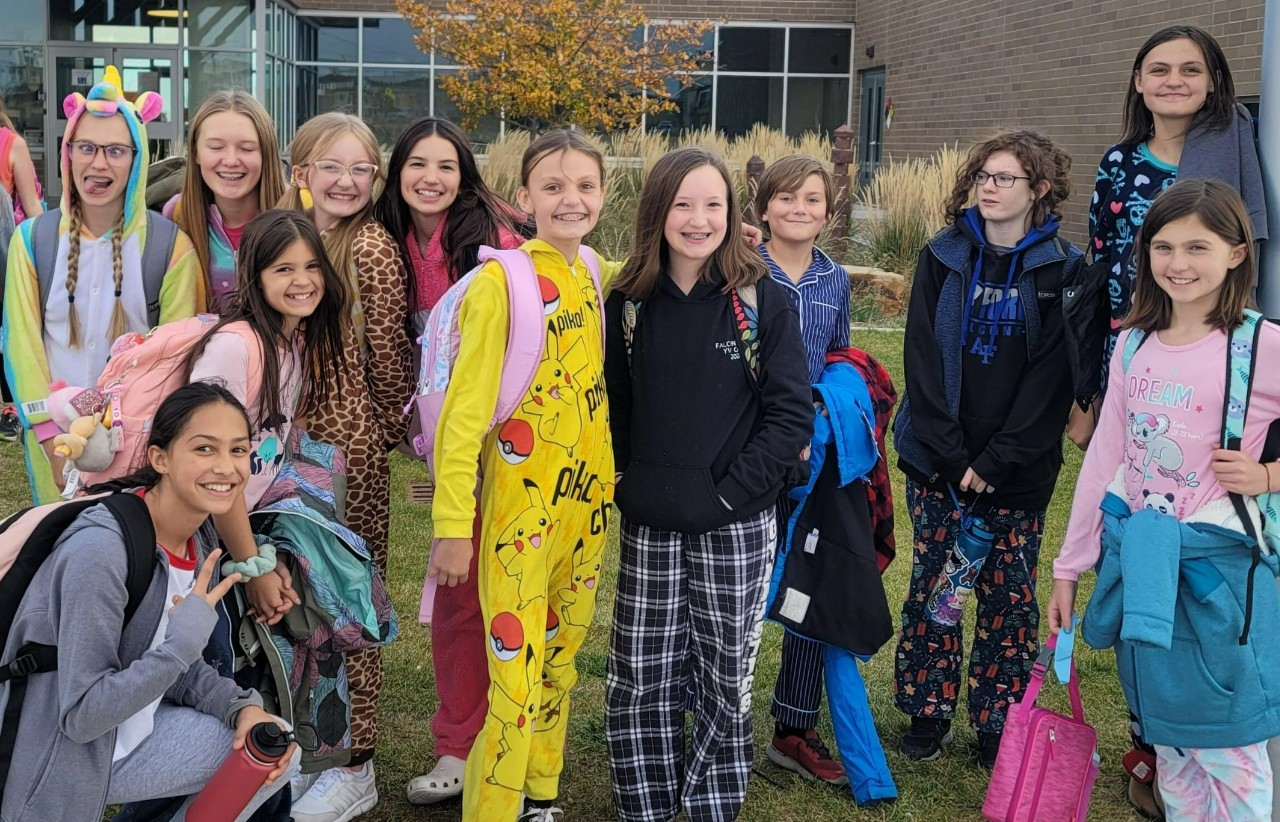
1128,776,1164,821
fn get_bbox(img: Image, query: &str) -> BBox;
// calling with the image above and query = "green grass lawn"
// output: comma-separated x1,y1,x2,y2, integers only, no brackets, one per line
1,329,1144,821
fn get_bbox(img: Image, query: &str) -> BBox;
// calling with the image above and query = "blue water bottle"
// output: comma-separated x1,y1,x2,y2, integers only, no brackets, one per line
925,486,997,627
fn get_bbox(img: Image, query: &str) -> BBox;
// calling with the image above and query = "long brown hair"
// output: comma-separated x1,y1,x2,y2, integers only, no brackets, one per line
177,91,287,298
1126,178,1255,333
280,113,383,287
373,117,520,293
180,210,348,422
613,148,766,299
1119,26,1237,145
944,129,1071,227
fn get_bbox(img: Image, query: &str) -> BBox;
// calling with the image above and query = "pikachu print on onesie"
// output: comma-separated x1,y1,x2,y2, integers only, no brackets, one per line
467,240,613,821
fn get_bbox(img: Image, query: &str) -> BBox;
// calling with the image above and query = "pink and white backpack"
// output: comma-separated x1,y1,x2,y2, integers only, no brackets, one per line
404,245,605,474
78,315,264,488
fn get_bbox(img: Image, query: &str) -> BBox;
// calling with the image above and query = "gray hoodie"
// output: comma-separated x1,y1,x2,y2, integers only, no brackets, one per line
0,504,261,821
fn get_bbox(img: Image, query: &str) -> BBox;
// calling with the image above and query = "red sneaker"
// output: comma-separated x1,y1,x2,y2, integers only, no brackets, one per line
766,729,849,786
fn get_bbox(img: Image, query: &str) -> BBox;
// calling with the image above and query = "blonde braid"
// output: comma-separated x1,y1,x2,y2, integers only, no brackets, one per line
108,210,128,341
65,203,83,349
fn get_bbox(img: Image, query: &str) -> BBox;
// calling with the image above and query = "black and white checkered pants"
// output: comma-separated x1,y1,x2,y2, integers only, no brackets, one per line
606,508,776,822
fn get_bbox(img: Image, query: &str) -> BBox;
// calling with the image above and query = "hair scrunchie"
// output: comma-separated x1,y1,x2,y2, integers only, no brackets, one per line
221,536,278,579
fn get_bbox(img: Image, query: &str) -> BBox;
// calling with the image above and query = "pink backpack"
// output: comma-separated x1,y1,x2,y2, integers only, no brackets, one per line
983,632,1100,822
78,315,264,488
404,245,605,473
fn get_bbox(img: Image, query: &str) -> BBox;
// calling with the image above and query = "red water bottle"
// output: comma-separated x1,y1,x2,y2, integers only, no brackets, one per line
187,722,293,821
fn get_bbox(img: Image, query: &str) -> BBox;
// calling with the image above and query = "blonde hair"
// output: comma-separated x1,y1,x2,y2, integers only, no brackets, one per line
63,195,128,348
0,92,13,132
280,113,383,286
178,92,286,299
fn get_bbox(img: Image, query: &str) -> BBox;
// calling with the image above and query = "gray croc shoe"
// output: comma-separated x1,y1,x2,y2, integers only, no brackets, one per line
406,755,466,805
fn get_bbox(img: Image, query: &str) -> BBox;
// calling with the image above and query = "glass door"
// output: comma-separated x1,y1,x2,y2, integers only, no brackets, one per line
45,46,181,201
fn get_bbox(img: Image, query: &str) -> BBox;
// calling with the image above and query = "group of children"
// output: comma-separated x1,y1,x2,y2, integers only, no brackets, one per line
0,20,1275,822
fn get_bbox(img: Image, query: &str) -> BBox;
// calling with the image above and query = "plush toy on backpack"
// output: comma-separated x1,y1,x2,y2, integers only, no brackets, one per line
46,381,116,473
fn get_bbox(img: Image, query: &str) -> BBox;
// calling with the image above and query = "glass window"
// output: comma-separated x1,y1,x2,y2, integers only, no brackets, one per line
265,58,276,121
433,72,501,147
49,0,182,42
362,17,428,66
362,67,430,144
649,24,714,72
187,0,254,49
297,17,359,64
785,77,850,138
647,75,712,137
788,28,852,75
5,4,42,42
716,76,782,138
717,27,784,73
186,50,253,120
0,47,45,161
314,65,360,118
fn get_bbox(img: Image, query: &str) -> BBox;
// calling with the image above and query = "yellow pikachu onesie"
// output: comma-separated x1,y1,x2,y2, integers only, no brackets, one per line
432,239,614,821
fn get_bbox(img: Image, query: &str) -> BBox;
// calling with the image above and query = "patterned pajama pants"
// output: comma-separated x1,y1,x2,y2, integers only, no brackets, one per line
1157,743,1273,821
893,480,1042,733
606,508,776,822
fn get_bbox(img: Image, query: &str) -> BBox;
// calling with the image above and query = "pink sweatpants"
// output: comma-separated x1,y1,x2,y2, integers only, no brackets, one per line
430,516,490,760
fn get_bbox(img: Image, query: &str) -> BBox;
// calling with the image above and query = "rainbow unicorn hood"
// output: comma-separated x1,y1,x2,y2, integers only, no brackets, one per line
59,66,162,240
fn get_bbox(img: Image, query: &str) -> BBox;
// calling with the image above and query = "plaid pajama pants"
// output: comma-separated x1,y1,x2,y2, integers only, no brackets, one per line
606,508,776,822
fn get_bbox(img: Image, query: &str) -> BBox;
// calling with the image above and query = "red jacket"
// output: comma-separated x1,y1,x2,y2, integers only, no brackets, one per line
827,347,897,572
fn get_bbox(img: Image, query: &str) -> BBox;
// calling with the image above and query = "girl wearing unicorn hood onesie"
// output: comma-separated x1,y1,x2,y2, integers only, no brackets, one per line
3,67,203,504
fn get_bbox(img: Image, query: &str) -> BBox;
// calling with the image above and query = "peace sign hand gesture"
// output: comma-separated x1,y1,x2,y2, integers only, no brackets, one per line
170,548,242,613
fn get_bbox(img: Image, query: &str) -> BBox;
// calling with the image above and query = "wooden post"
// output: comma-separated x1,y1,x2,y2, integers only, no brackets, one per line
831,124,855,236
745,154,765,225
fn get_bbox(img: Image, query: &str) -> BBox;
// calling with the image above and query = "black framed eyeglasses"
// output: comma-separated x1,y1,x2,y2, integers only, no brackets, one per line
972,171,1030,188
67,141,136,165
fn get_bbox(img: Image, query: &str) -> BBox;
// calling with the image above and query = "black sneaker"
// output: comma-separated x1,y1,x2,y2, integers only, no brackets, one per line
0,407,20,442
976,730,1002,769
899,717,952,761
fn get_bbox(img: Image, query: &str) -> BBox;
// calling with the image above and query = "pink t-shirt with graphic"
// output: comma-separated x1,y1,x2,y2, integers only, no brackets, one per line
1055,323,1280,580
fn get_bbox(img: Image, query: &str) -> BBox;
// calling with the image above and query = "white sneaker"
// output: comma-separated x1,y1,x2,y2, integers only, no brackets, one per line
290,761,378,822
406,754,466,805
290,769,320,800
518,801,565,821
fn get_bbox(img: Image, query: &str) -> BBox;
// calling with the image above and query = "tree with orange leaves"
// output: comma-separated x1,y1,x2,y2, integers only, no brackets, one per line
396,0,711,131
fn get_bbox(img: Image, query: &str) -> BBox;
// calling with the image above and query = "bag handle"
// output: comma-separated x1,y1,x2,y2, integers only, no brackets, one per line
1024,632,1086,722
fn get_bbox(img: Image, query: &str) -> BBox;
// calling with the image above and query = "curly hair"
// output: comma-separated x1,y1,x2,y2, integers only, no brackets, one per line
943,129,1072,228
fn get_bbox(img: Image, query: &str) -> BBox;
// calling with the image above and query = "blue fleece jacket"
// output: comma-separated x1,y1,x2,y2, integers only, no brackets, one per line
1081,492,1280,748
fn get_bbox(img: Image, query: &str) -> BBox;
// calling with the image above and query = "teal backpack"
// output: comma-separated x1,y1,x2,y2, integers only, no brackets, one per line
1122,308,1279,642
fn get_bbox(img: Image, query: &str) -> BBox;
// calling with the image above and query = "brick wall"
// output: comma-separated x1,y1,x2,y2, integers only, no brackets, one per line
292,0,854,22
851,0,1265,243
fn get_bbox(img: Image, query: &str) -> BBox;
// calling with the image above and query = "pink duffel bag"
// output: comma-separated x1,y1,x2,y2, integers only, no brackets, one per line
983,631,1100,822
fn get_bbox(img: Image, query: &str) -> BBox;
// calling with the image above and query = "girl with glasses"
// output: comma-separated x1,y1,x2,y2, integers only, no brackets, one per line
891,128,1082,770
3,67,202,504
279,112,414,822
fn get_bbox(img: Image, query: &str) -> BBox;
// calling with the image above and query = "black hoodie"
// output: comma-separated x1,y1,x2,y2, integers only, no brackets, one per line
896,211,1081,511
604,266,813,534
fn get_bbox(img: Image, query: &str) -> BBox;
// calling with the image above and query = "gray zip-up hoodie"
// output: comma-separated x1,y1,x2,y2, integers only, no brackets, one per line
0,504,261,821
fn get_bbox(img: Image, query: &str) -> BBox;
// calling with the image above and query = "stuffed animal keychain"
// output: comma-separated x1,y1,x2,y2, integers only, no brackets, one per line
47,381,118,473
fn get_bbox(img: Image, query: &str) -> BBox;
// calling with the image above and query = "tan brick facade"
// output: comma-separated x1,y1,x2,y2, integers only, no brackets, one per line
852,0,1265,240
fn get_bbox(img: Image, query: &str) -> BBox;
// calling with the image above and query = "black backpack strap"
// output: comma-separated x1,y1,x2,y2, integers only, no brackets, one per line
0,641,55,804
0,494,154,804
98,493,158,625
